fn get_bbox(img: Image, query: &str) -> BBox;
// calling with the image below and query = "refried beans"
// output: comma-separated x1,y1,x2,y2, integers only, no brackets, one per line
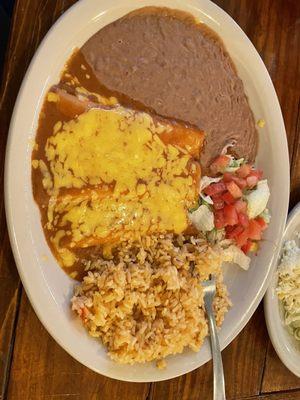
81,7,258,171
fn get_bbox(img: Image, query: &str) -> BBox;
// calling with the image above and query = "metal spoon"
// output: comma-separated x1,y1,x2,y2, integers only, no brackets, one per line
203,275,226,400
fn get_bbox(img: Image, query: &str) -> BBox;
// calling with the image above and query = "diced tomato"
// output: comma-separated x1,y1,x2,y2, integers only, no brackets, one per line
234,199,247,213
222,191,236,205
248,219,262,240
223,172,234,182
204,182,227,196
225,225,235,234
210,155,230,174
223,172,247,189
232,176,247,189
235,229,249,247
214,210,225,229
236,164,252,178
248,169,263,180
212,195,224,210
238,212,249,228
226,181,243,199
226,225,244,239
255,216,268,230
241,240,253,254
223,204,238,226
246,175,259,188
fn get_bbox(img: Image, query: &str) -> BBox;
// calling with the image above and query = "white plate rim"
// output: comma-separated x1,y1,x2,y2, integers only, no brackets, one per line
264,202,300,378
4,0,290,382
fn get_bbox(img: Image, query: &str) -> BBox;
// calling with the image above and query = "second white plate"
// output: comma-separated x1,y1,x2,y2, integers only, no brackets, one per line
264,203,300,378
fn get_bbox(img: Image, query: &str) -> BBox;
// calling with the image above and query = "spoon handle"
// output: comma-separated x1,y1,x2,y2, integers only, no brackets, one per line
204,295,226,400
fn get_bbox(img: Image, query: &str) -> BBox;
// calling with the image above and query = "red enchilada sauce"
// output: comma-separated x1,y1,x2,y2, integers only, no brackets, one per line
32,51,204,279
32,7,257,279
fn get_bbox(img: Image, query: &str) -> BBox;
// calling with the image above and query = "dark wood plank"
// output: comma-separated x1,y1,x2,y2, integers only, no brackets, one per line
2,0,149,398
0,0,78,398
255,0,300,390
216,0,300,167
241,391,300,400
252,0,300,392
261,341,300,393
0,247,21,400
3,0,300,399
150,0,300,398
261,108,300,395
7,294,150,400
150,306,268,400
290,106,300,209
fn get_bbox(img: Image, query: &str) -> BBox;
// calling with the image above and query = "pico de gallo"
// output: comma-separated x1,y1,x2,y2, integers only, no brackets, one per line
189,154,270,256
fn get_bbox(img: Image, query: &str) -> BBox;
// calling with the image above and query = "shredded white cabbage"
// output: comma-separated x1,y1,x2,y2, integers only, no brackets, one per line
200,193,214,205
246,180,270,219
223,245,251,270
200,176,222,191
221,140,237,155
260,208,271,224
199,176,221,205
225,157,244,173
276,236,300,341
188,205,214,232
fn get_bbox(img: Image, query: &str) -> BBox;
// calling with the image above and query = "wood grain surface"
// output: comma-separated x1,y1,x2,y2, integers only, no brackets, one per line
0,0,299,399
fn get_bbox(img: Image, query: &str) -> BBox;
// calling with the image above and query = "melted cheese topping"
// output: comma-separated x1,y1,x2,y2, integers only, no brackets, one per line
36,107,201,266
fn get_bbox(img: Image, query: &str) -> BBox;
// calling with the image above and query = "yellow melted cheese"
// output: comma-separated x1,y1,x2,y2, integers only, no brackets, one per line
37,107,199,266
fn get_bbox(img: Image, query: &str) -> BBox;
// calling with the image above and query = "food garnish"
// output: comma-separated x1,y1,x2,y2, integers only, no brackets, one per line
189,155,270,257
277,235,300,341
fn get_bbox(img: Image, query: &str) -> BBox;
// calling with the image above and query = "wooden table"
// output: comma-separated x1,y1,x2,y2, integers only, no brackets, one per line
0,0,299,399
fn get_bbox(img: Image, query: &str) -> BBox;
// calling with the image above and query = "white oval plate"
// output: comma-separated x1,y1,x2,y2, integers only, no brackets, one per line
5,0,289,382
264,203,300,378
